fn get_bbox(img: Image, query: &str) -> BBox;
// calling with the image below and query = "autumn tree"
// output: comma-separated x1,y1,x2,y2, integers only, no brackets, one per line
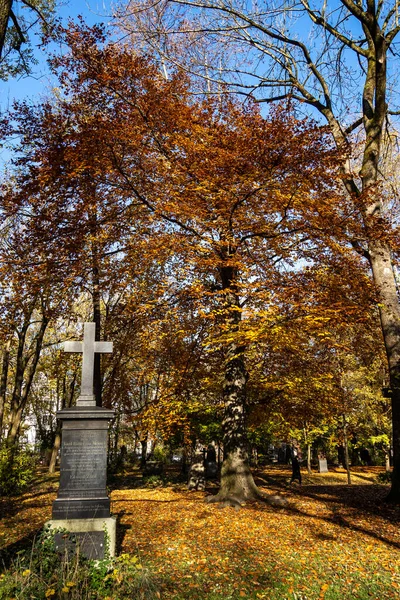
33,26,363,503
116,0,400,502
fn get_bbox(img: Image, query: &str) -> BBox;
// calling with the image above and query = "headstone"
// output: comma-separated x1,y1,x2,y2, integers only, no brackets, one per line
46,323,116,559
318,457,328,473
205,461,218,478
205,444,218,478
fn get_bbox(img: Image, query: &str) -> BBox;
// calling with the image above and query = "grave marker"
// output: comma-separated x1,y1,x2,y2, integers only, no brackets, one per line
318,456,328,473
46,323,116,559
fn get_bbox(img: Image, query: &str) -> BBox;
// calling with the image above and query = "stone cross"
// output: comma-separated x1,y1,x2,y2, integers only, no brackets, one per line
64,322,113,406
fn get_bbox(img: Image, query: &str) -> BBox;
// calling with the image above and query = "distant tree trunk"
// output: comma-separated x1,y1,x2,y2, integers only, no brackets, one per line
307,443,312,475
181,444,190,476
0,339,11,442
0,0,12,59
7,313,49,446
92,237,102,407
208,265,260,504
343,415,351,485
49,371,76,473
48,432,61,473
303,426,312,474
112,409,121,458
385,447,391,473
188,443,206,491
140,432,148,467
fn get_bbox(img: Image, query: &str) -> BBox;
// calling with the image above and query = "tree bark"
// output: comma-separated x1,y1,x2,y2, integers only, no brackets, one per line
307,443,312,475
140,432,148,468
48,431,61,473
7,312,49,446
207,265,260,504
317,13,400,499
90,207,103,408
343,415,352,485
0,339,11,442
93,259,102,407
0,0,12,59
49,370,76,473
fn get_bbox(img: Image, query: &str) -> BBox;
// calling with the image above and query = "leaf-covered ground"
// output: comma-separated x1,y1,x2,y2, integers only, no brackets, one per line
1,466,400,599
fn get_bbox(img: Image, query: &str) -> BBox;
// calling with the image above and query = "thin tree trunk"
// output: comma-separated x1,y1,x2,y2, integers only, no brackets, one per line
385,446,391,473
343,415,351,485
49,371,76,473
7,313,49,446
92,232,102,407
307,443,312,475
0,339,11,442
7,306,35,447
48,431,61,473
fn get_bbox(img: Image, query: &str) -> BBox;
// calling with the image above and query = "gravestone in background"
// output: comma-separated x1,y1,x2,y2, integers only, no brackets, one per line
318,456,328,473
46,323,115,560
205,444,218,479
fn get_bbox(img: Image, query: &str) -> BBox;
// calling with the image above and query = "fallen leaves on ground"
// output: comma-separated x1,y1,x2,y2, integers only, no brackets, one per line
1,466,400,599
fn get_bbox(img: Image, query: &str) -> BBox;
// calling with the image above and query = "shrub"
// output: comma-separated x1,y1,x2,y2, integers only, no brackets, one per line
152,446,168,464
143,473,166,488
0,528,160,600
0,445,37,497
376,470,392,483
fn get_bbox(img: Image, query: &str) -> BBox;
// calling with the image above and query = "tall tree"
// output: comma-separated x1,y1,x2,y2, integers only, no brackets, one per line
117,0,400,502
43,27,354,502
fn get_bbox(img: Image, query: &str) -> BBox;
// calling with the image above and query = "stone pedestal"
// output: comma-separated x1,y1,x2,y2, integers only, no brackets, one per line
49,405,115,558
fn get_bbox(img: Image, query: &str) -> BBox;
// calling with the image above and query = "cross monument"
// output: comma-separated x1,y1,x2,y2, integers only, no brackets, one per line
47,322,116,559
64,322,113,406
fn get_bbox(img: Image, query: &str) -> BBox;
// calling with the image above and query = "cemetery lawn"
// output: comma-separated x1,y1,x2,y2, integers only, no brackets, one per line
1,466,400,600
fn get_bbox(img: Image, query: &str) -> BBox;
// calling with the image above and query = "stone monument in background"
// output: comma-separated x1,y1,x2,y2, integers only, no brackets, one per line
46,323,116,559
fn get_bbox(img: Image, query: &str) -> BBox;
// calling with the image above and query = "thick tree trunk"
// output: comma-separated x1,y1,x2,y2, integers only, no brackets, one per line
367,241,400,500
0,0,12,59
326,25,400,501
359,35,400,501
216,349,259,502
207,266,260,505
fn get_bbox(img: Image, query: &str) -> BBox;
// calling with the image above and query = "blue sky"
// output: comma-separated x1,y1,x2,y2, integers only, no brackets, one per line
0,1,112,113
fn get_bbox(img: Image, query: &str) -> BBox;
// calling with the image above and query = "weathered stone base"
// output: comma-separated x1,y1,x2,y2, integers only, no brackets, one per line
45,517,116,559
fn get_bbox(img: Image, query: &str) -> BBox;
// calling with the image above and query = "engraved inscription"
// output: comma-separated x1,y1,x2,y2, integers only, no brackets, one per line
52,499,110,519
59,429,107,493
